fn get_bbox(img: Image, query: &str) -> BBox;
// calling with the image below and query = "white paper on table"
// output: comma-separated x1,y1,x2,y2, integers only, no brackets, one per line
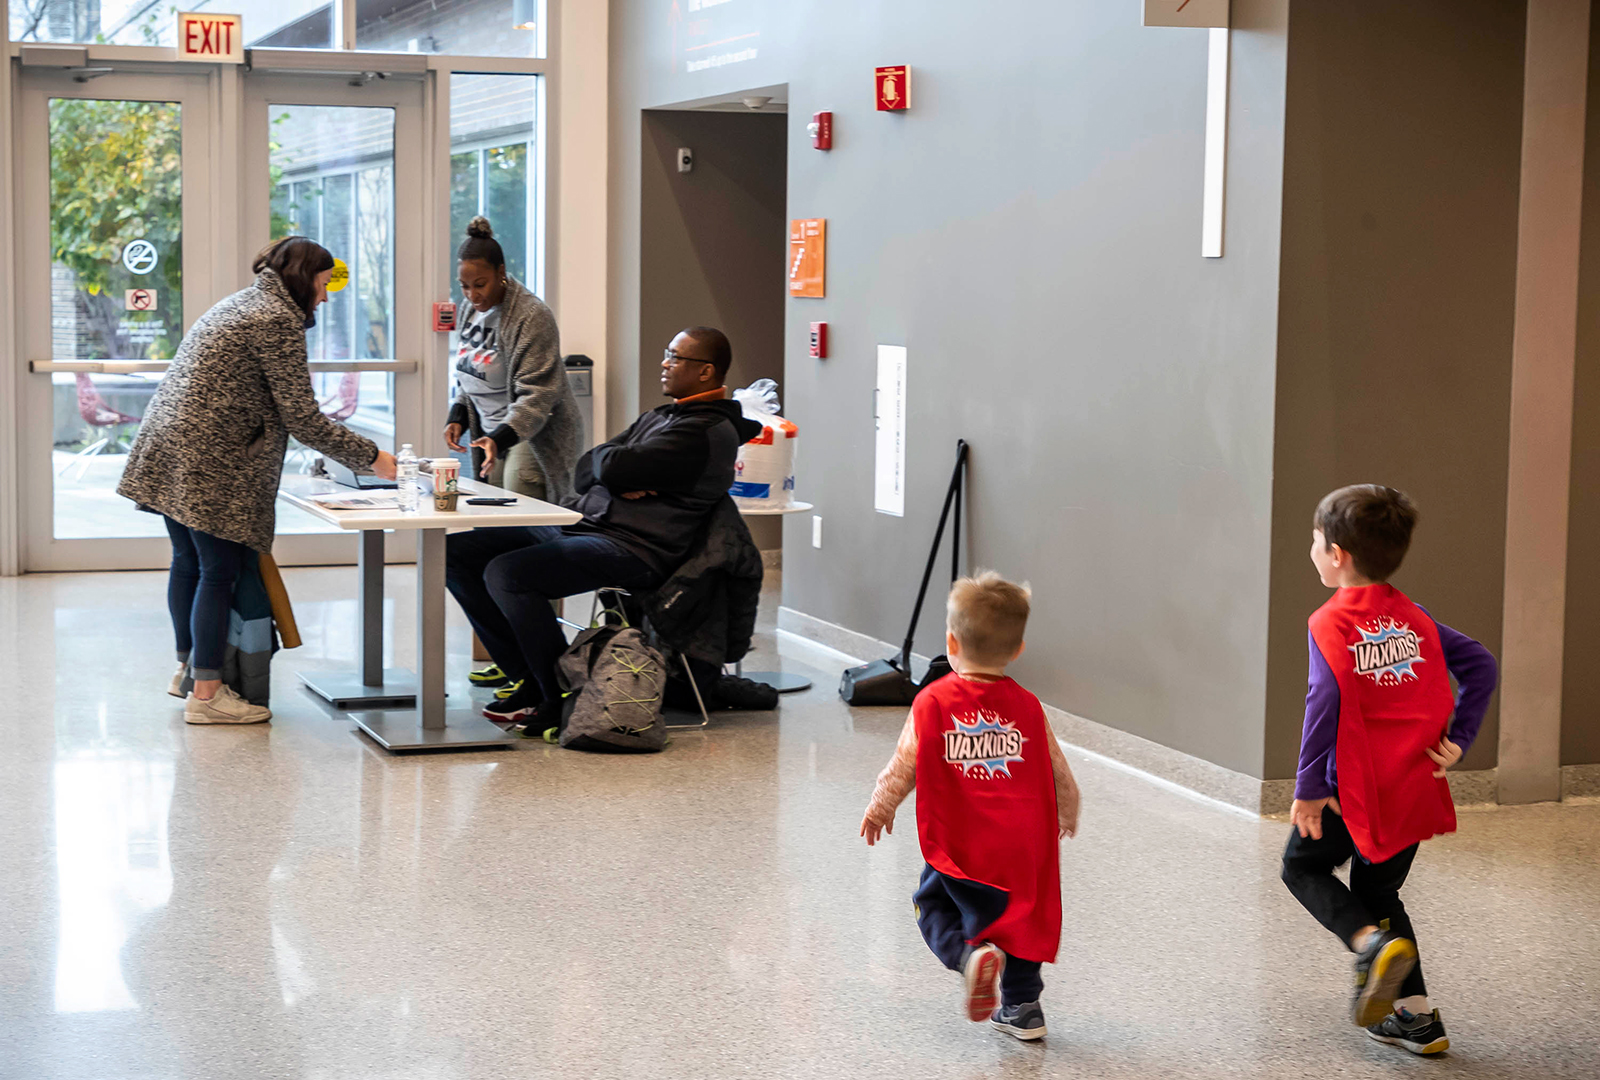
307,492,400,510
874,345,907,517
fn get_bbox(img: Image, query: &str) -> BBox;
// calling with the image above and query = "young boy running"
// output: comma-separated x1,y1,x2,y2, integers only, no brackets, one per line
1282,485,1497,1055
860,572,1080,1040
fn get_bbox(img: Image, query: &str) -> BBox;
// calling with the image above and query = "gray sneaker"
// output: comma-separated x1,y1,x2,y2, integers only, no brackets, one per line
990,1000,1047,1041
184,685,271,725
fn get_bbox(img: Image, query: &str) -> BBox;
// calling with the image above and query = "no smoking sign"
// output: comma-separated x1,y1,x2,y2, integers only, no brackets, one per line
125,289,158,312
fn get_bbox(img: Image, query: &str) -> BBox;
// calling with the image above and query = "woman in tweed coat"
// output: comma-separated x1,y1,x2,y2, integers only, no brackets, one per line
119,237,397,725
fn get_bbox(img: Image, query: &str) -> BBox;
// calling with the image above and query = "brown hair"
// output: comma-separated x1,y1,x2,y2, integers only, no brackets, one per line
947,571,1031,667
253,236,335,321
1313,485,1418,582
457,216,506,270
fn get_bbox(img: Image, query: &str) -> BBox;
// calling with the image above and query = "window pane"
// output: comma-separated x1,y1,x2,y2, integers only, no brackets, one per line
48,98,182,540
266,105,396,536
12,1,334,48
49,99,183,362
449,75,537,288
357,0,543,57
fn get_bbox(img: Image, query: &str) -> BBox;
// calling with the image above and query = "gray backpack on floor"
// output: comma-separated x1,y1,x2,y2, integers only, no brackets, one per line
555,621,669,753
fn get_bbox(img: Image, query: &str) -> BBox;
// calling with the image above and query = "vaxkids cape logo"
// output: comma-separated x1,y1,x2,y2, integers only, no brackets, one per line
943,711,1027,779
1348,618,1426,685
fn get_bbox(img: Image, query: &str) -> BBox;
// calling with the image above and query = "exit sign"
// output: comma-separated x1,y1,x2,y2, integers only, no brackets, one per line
1143,0,1229,28
177,12,244,63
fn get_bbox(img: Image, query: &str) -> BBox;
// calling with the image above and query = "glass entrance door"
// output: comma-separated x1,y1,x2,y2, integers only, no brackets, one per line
16,70,214,572
242,72,426,563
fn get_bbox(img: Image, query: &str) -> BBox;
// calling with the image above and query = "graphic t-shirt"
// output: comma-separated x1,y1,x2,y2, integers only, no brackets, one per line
453,304,507,428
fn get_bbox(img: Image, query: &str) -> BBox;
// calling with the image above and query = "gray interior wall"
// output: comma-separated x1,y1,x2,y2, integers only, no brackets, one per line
1563,10,1600,768
639,110,787,549
612,0,1290,776
1263,0,1525,779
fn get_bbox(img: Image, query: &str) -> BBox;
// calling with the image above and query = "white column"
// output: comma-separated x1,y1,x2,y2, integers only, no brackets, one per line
554,0,610,439
1499,0,1592,804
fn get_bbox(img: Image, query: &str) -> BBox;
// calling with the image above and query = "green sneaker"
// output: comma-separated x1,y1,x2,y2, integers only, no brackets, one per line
469,664,511,688
494,678,526,701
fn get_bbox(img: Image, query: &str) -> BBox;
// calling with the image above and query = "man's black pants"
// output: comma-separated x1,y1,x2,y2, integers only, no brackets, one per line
445,526,659,701
1280,807,1427,999
913,864,1045,1007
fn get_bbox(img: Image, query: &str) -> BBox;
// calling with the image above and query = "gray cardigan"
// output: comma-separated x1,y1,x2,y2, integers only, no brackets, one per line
446,277,581,502
118,270,379,552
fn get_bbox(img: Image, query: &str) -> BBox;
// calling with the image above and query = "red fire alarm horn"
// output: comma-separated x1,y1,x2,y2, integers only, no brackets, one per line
809,321,828,359
433,301,457,333
808,111,833,150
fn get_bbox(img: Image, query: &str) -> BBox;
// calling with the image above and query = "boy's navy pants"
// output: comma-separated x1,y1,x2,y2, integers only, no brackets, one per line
913,863,1044,1007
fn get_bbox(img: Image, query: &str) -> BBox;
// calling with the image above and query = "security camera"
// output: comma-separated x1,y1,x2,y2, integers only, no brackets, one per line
677,147,693,174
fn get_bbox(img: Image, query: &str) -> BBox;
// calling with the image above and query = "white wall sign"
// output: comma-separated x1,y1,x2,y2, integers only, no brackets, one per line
121,239,158,275
1143,0,1229,29
177,13,244,63
874,345,907,517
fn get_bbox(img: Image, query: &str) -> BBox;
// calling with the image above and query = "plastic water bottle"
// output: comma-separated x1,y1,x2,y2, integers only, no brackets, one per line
396,443,419,513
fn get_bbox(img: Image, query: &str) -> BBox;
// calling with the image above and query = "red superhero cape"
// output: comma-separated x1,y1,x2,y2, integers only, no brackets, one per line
1309,585,1457,863
914,675,1061,963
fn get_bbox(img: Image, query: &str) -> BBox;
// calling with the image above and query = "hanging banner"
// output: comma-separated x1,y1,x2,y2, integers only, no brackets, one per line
1143,0,1229,28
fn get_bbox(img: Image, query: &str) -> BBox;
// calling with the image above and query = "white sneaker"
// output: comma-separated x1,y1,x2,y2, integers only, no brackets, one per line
168,662,188,698
184,685,271,725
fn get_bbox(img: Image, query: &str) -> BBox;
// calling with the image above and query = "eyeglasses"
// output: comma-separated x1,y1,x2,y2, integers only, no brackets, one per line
663,349,712,366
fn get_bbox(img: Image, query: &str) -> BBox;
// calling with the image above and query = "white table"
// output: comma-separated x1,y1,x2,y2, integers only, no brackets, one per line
734,500,815,693
279,473,581,751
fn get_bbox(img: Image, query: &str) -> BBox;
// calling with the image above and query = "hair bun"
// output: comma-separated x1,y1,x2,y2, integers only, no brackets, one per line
466,216,494,239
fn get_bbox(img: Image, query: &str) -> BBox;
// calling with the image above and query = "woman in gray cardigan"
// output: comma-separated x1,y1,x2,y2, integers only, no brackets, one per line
443,217,581,503
119,237,397,725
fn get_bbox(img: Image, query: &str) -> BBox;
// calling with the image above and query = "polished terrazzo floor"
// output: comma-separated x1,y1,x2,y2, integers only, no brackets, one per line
1,567,1596,1079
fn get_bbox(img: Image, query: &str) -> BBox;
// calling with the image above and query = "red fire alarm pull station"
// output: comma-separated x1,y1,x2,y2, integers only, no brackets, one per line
810,322,828,359
808,111,833,150
433,302,457,333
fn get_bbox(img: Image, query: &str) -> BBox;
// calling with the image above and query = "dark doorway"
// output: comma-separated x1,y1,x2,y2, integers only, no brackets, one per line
640,101,788,551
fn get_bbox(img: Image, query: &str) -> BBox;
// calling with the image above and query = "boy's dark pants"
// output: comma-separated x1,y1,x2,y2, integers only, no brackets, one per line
1280,807,1427,1000
914,864,1044,1007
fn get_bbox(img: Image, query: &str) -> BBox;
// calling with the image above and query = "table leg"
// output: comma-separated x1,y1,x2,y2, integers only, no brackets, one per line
417,527,446,730
298,529,418,709
353,527,514,751
360,529,383,686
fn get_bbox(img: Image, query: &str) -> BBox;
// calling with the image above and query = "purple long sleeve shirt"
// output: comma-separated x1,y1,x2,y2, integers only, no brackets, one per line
1294,613,1499,801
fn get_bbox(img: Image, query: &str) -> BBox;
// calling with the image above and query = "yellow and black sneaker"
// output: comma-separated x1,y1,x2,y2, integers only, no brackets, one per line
1367,1008,1449,1055
494,678,526,700
469,664,511,689
1351,925,1419,1027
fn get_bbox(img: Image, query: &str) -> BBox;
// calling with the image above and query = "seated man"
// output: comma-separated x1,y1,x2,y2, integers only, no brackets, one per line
445,325,763,733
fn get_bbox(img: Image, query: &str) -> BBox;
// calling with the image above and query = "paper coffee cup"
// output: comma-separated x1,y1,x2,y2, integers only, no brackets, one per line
432,458,460,493
433,489,459,512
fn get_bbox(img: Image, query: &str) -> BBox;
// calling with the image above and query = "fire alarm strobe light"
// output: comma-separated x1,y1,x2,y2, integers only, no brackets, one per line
808,111,833,150
810,322,828,359
876,66,911,112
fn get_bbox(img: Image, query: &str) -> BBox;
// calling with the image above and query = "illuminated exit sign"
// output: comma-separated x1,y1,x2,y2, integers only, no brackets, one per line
177,12,244,63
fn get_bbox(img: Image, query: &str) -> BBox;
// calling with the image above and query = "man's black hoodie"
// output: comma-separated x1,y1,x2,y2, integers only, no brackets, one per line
566,396,764,576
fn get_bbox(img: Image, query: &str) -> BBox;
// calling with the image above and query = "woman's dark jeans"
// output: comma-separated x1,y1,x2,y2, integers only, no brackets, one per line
164,516,248,680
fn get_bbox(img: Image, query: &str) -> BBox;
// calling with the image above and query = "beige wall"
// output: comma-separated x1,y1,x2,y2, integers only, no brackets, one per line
1263,0,1526,778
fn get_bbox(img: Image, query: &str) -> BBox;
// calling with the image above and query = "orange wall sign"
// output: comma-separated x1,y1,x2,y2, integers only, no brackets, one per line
789,219,826,298
875,66,911,111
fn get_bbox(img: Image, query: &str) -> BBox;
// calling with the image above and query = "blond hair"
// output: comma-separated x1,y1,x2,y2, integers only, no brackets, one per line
946,571,1031,667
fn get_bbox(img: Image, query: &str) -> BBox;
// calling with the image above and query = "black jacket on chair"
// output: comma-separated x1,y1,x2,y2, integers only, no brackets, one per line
642,496,764,668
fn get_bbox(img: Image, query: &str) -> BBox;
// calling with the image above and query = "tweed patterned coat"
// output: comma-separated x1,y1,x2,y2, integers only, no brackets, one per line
118,269,379,552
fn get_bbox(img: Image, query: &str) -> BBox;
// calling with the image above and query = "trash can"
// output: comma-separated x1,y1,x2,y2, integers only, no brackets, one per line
565,354,594,448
